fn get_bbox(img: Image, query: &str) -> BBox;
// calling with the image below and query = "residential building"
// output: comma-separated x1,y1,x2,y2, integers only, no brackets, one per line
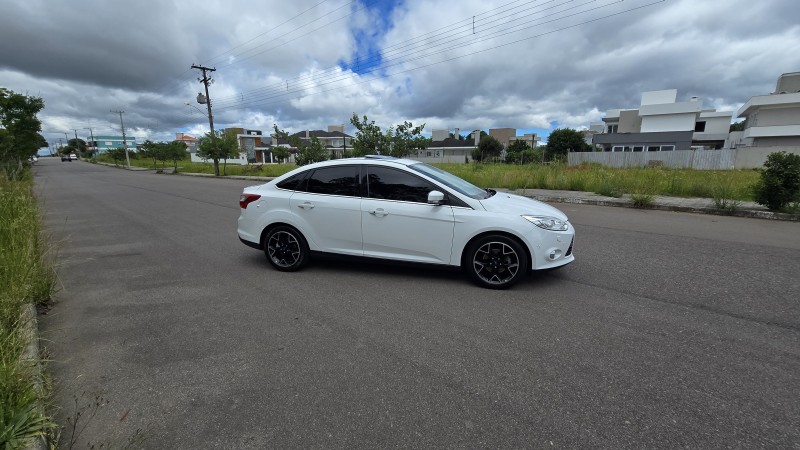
736,72,800,147
283,126,354,159
593,89,733,152
421,128,477,163
174,133,198,154
489,128,517,147
91,135,138,154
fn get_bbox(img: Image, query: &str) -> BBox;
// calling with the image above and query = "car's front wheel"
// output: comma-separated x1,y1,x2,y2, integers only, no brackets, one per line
465,235,528,289
264,226,309,272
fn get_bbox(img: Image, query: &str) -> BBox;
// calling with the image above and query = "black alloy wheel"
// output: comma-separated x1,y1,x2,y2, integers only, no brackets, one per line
465,235,528,289
264,226,309,272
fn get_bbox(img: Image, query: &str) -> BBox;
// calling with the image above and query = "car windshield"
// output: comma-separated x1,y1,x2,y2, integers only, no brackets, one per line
408,163,490,199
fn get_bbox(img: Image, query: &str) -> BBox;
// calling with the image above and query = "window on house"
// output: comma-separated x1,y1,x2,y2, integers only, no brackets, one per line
661,145,675,151
612,146,623,152
633,146,644,152
695,121,706,132
647,146,660,152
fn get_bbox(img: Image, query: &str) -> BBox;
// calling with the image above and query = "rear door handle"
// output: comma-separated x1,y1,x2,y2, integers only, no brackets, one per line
298,202,315,210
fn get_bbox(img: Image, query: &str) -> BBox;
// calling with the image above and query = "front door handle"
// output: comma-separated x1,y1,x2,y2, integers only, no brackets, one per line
369,208,388,217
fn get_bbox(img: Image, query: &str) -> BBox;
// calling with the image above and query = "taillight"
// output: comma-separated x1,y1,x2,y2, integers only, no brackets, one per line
239,193,261,209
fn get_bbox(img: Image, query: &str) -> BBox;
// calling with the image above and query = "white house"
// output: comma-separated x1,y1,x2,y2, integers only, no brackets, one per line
593,89,733,152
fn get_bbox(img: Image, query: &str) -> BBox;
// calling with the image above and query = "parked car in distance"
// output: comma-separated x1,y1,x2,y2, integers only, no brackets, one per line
61,153,78,161
237,156,575,289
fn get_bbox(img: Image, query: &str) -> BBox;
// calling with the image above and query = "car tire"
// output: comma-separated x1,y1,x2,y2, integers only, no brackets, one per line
263,226,310,272
464,235,528,289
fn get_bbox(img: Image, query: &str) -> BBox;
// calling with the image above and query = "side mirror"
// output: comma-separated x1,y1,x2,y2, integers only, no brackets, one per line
427,190,445,205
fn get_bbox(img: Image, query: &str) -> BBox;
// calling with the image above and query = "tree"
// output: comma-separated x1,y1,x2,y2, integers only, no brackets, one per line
273,125,328,166
754,151,800,211
64,138,88,157
545,128,591,161
349,113,428,157
504,140,540,164
730,120,746,132
165,141,188,170
350,113,390,156
0,87,46,175
197,129,238,175
139,140,160,167
474,135,503,162
388,121,429,157
107,147,127,166
272,146,290,164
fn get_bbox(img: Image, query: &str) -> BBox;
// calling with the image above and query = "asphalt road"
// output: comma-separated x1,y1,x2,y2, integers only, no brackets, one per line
34,158,800,449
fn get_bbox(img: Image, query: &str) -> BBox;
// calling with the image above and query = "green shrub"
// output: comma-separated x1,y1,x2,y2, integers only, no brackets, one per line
754,151,800,211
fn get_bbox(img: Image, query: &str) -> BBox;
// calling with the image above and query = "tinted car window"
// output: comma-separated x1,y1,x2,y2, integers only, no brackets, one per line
365,166,438,203
276,171,308,191
306,166,359,196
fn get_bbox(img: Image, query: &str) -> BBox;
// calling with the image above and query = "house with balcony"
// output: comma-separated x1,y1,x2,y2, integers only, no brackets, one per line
593,89,733,152
736,72,800,147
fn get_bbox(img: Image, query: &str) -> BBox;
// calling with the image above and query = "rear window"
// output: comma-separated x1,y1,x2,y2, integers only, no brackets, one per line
276,172,308,191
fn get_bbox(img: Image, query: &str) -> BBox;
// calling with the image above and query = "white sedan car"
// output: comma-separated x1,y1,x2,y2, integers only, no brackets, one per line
237,156,574,289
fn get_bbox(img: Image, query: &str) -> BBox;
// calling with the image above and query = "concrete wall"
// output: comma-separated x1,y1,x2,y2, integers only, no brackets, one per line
641,89,677,105
641,112,697,132
756,106,800,126
703,115,732,134
619,110,642,133
569,146,800,169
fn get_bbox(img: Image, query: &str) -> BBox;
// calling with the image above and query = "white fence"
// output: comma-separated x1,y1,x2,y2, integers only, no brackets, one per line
568,147,800,170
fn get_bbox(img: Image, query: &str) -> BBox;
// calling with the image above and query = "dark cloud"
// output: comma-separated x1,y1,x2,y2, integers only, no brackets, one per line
1,0,798,148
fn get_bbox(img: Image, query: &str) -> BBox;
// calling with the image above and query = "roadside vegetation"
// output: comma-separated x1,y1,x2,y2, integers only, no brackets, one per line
0,172,58,447
1,87,59,447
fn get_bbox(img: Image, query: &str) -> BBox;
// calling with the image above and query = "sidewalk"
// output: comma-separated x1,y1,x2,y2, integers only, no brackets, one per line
508,188,799,221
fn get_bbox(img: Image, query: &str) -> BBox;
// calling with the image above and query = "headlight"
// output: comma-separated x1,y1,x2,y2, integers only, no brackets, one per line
522,215,569,231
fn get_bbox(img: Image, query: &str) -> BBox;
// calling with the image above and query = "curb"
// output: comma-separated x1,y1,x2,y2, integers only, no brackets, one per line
21,304,48,450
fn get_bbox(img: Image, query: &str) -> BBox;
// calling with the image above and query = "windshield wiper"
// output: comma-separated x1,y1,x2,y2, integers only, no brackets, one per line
484,188,496,198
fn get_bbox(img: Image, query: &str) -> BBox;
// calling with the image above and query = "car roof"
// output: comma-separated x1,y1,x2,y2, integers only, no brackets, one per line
317,156,419,166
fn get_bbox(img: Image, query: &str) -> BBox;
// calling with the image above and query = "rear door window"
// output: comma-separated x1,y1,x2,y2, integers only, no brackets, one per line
306,166,359,197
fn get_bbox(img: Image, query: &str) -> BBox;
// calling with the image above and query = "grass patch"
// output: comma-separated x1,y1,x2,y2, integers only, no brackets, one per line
435,163,760,201
93,154,762,201
0,170,58,447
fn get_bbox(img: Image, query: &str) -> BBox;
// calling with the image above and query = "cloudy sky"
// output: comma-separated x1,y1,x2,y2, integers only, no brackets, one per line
1,0,798,151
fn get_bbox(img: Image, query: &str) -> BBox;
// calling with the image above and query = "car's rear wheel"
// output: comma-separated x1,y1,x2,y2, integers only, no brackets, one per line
264,226,309,272
465,235,528,289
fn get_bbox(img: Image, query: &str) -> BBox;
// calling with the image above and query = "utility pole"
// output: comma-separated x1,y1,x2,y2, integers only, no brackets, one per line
72,129,80,159
191,64,219,176
85,127,96,156
110,110,131,168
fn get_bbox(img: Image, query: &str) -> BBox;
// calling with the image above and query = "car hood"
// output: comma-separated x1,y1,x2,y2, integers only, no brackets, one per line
479,191,569,221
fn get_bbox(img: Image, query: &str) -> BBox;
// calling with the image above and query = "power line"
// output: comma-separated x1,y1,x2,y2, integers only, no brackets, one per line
216,0,664,113
213,0,631,111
